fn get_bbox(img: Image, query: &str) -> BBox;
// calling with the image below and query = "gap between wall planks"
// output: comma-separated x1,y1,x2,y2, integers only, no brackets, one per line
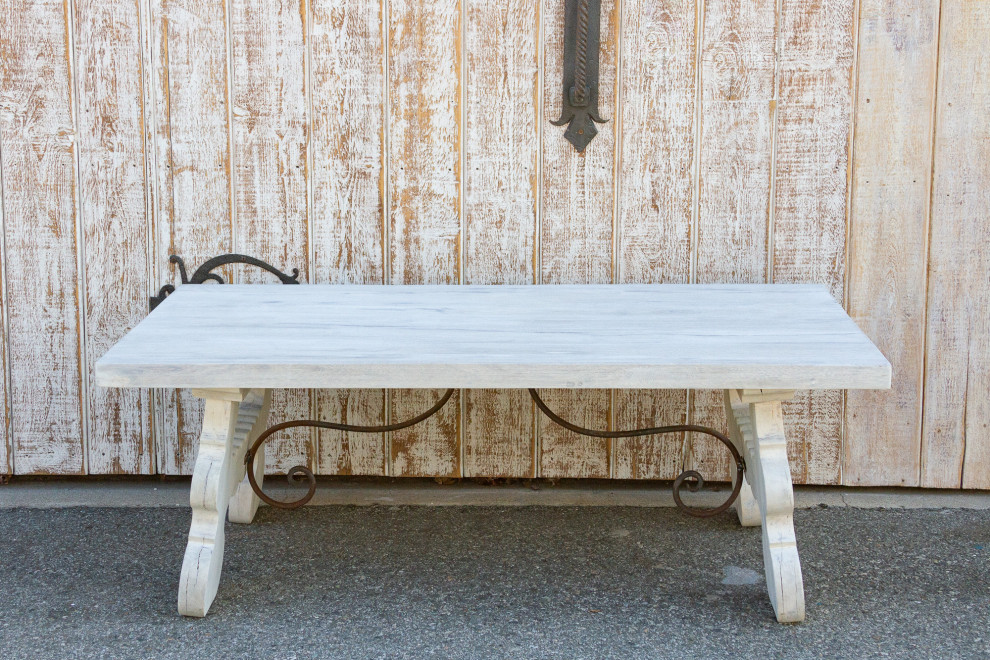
771,0,856,486
230,0,312,474
844,0,940,487
0,0,87,475
923,1,990,490
611,0,696,481
537,0,618,479
148,0,237,475
75,0,155,475
310,0,389,477
688,0,778,483
461,0,540,479
387,0,463,478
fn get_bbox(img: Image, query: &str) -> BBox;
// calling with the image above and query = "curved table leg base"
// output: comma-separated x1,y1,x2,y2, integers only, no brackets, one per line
726,389,805,623
178,388,269,617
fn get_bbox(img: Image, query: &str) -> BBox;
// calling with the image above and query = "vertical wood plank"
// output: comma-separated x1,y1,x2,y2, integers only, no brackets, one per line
74,0,155,474
538,0,618,479
150,0,235,474
0,0,86,474
316,389,386,475
310,0,388,476
690,0,777,483
771,0,856,485
461,0,540,478
388,0,462,477
0,143,10,478
230,0,312,474
845,0,938,487
923,1,990,489
612,0,697,480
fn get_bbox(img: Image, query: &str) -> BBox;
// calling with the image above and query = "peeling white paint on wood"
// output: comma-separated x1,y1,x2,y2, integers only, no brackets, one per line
149,0,237,475
387,0,463,477
0,0,87,474
538,0,619,479
690,0,778,483
462,0,540,478
3,0,988,491
75,0,155,475
309,0,388,476
231,0,313,474
772,0,856,486
612,0,697,480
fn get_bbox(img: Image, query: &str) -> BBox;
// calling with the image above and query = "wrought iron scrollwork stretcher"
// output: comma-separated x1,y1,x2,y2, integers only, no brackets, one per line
245,388,745,518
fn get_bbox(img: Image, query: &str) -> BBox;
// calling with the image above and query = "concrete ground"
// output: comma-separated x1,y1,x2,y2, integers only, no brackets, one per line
1,494,990,659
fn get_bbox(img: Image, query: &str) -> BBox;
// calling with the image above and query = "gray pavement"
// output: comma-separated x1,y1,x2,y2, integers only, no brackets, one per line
1,504,989,659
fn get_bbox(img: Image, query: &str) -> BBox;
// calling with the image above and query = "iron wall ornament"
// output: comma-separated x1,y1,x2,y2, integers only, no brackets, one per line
149,254,301,311
552,0,608,151
246,388,745,518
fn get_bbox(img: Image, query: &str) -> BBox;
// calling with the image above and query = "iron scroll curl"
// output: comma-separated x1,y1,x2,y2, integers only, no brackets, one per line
245,388,745,517
150,254,300,311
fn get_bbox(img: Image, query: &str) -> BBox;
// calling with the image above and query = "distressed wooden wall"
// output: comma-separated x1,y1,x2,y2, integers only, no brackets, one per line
0,0,986,487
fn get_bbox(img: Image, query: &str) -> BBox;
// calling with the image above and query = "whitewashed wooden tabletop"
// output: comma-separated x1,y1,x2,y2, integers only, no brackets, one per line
95,284,891,390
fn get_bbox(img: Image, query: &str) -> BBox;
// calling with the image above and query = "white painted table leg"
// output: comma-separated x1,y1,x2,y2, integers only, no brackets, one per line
724,389,760,527
178,388,256,617
731,389,805,623
228,389,272,524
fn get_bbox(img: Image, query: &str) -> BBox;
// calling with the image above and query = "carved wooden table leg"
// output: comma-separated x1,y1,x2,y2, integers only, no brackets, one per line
228,389,272,524
178,387,269,617
724,389,761,527
725,388,804,623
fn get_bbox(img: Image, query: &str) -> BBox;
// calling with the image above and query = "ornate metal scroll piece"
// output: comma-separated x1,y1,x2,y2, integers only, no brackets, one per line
244,389,457,510
552,0,608,151
527,389,745,517
149,254,301,311
247,388,744,517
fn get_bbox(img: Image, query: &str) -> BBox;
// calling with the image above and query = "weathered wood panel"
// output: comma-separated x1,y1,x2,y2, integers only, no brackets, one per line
923,1,990,489
462,0,539,478
387,0,462,477
538,0,618,479
690,0,777,483
771,0,855,485
0,145,10,478
310,0,387,476
0,0,86,474
149,0,235,474
5,0,989,490
845,0,939,487
612,0,697,480
75,0,154,474
316,389,386,475
230,0,312,474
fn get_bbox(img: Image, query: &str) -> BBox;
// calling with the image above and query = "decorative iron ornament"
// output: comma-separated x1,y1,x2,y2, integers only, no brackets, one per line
552,0,608,151
246,388,745,518
149,254,301,311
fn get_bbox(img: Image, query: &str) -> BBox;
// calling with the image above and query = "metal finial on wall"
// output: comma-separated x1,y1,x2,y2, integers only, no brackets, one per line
552,0,608,152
